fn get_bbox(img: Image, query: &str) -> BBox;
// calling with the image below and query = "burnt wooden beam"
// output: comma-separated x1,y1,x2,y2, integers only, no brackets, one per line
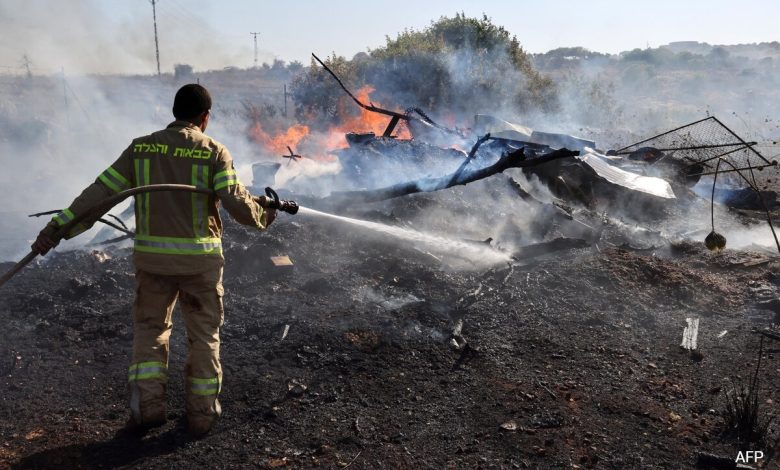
447,134,492,186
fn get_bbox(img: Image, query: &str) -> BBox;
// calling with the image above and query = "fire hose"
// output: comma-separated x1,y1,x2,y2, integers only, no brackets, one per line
0,184,298,289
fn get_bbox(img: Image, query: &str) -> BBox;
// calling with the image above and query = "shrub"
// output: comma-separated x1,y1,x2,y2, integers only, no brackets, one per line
290,13,559,123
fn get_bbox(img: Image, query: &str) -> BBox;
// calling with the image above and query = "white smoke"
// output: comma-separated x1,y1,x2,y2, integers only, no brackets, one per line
0,0,254,75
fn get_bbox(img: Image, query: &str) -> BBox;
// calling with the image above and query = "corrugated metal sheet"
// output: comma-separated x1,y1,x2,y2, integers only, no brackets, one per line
474,114,533,141
474,115,596,150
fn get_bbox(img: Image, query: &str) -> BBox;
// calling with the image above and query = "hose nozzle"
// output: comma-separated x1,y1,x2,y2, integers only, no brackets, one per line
256,187,299,214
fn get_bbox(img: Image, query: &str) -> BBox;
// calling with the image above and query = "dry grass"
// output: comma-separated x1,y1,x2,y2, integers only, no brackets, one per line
722,337,775,445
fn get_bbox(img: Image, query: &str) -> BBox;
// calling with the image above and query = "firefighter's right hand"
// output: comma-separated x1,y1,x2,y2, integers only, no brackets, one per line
264,208,277,227
254,195,271,208
32,232,58,255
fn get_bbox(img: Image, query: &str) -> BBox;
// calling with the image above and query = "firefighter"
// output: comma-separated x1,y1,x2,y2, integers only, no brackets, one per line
32,84,275,438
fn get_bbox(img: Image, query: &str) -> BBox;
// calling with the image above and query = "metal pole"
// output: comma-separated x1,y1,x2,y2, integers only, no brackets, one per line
151,0,161,76
251,32,260,68
21,54,32,78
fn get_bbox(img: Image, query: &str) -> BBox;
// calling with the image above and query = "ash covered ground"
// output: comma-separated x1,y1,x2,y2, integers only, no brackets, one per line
1,174,779,469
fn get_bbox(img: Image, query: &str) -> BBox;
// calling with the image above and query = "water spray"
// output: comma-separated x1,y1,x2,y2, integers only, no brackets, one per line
250,186,509,265
249,189,508,266
256,188,508,266
296,206,511,266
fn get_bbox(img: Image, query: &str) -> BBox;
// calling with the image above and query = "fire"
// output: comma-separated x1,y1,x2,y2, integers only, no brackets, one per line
329,86,412,146
249,121,310,155
248,85,411,160
441,112,459,127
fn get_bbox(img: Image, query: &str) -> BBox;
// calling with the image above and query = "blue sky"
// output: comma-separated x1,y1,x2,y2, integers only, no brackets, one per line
3,0,779,74
114,0,779,58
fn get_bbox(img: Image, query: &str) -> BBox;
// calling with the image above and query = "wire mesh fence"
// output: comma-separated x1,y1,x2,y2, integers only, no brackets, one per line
616,116,778,190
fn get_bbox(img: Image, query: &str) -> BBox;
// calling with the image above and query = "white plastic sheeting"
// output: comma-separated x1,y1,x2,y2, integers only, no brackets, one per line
579,148,676,199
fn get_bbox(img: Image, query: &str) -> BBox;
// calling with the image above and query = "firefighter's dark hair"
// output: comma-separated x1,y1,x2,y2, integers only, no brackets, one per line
173,84,212,120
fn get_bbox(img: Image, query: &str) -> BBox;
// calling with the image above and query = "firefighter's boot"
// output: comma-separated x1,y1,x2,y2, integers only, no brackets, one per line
179,268,224,438
128,270,177,429
127,376,167,429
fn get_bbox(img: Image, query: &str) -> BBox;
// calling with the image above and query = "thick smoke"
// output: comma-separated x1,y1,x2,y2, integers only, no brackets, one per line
0,1,254,75
0,75,266,262
0,1,283,261
258,36,779,255
529,44,780,149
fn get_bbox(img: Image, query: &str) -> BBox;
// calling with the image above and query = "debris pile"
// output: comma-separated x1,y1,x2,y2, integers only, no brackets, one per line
241,60,779,263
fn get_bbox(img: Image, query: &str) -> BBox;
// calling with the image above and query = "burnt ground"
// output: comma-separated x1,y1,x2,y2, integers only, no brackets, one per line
1,180,780,469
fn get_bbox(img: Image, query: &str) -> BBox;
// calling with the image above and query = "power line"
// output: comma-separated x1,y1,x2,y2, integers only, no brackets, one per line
154,3,189,32
165,0,204,29
150,0,161,75
158,0,201,36
250,32,260,68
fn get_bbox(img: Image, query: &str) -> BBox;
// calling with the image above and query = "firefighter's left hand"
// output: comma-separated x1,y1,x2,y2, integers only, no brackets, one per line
32,233,58,255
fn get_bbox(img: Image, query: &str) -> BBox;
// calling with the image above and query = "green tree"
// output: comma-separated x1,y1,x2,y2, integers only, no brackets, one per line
290,54,357,125
290,14,558,122
368,13,558,113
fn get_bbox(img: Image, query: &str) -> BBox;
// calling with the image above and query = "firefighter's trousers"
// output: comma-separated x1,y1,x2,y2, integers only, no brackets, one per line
128,268,224,427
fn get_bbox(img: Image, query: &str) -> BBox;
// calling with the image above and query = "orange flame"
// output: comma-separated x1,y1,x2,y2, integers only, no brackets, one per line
248,86,411,160
328,86,412,147
249,122,310,155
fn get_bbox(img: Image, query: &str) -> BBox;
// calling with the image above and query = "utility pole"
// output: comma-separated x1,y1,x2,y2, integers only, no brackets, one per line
21,54,32,78
283,84,293,118
250,32,260,68
150,0,161,76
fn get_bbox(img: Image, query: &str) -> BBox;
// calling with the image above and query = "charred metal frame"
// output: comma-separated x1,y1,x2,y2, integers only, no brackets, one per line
282,145,302,165
616,115,779,253
325,139,579,204
311,53,465,139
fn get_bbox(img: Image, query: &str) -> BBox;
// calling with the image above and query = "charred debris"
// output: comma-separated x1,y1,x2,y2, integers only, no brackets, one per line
246,56,780,262
67,54,780,261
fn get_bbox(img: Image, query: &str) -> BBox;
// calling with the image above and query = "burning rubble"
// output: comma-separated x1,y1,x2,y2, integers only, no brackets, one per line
238,54,780,263
10,50,771,269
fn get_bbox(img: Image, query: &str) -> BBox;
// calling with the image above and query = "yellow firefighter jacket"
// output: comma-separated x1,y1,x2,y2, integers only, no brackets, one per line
45,121,268,275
